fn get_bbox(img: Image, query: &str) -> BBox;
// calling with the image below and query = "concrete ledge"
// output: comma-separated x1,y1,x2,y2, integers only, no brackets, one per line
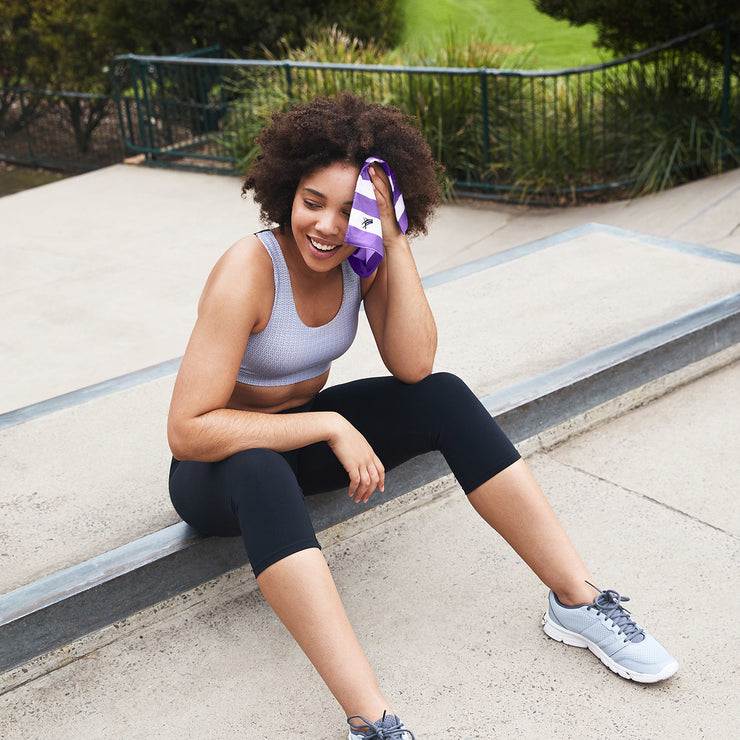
485,291,740,439
1,291,738,673
0,359,182,432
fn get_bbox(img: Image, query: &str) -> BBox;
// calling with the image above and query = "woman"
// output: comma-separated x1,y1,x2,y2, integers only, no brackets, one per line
167,93,677,740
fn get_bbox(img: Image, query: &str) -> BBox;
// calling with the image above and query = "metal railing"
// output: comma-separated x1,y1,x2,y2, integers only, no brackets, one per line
1,27,735,201
0,48,219,174
116,25,740,202
0,88,133,171
110,22,737,202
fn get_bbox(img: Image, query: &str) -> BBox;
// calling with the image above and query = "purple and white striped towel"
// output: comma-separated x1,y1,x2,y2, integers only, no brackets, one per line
345,157,408,278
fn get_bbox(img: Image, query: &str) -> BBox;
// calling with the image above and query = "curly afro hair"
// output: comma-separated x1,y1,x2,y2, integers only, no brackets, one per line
242,93,442,237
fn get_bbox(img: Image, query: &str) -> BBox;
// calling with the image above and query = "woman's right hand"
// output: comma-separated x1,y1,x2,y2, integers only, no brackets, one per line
326,413,385,503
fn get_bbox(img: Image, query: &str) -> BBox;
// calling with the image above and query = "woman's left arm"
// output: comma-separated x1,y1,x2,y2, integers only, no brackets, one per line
362,166,437,383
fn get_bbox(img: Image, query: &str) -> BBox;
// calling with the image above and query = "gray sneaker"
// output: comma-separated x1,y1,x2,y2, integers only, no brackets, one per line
542,585,678,683
347,711,415,739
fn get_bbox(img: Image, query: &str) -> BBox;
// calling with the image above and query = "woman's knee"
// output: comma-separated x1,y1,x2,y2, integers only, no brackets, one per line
226,447,293,483
224,448,301,511
419,371,468,393
412,371,477,413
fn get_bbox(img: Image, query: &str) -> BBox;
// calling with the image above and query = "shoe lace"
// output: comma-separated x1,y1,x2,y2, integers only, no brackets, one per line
347,711,415,740
586,582,645,642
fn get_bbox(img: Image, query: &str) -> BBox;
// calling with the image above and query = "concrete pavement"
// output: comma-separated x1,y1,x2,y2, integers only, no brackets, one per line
1,164,739,738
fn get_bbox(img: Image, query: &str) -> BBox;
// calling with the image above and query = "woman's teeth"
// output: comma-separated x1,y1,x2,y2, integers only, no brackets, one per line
309,237,339,252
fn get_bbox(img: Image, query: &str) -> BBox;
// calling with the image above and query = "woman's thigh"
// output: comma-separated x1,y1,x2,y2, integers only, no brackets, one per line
298,372,520,495
169,449,320,575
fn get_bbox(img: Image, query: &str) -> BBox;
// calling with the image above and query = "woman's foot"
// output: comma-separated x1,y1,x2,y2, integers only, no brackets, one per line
542,585,678,683
347,711,415,739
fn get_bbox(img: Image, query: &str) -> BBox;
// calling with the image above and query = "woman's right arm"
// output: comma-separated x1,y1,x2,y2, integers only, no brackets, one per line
166,238,384,501
167,237,335,461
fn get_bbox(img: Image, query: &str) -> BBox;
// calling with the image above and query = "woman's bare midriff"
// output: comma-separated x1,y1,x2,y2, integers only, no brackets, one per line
226,370,331,414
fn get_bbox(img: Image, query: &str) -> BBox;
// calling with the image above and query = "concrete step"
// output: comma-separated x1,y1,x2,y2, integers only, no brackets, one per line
2,163,739,700
2,224,739,672
1,359,737,738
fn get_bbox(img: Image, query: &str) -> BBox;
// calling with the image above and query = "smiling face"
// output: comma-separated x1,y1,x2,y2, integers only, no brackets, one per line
289,161,360,273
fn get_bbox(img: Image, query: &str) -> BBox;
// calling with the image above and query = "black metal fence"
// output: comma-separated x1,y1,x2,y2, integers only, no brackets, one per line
111,22,739,202
1,24,737,203
0,88,132,171
0,48,218,173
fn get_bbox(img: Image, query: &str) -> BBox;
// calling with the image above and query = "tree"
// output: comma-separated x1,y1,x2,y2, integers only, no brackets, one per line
2,1,402,154
92,0,401,59
533,1,739,68
0,1,56,134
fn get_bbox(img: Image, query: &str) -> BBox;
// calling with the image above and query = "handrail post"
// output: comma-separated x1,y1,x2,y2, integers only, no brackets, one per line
110,59,129,150
138,61,156,157
284,62,293,100
721,20,731,133
129,59,148,157
480,69,490,172
18,89,37,167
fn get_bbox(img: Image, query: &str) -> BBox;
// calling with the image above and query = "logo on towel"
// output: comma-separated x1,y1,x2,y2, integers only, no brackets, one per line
361,217,374,229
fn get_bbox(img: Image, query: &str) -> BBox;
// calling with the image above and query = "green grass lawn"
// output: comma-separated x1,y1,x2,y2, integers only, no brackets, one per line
399,0,607,70
0,164,66,197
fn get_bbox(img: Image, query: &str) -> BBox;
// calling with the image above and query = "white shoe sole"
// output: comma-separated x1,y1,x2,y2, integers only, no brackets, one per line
542,611,679,683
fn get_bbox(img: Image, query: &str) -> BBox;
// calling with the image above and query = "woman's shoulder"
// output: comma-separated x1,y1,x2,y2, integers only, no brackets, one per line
211,233,273,283
221,232,273,270
197,232,275,317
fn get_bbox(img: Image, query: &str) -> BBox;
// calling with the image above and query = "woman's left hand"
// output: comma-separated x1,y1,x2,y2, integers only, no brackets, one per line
368,165,404,244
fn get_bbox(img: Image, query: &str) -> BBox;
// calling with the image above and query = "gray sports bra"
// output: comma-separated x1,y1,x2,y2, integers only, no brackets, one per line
237,230,362,387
